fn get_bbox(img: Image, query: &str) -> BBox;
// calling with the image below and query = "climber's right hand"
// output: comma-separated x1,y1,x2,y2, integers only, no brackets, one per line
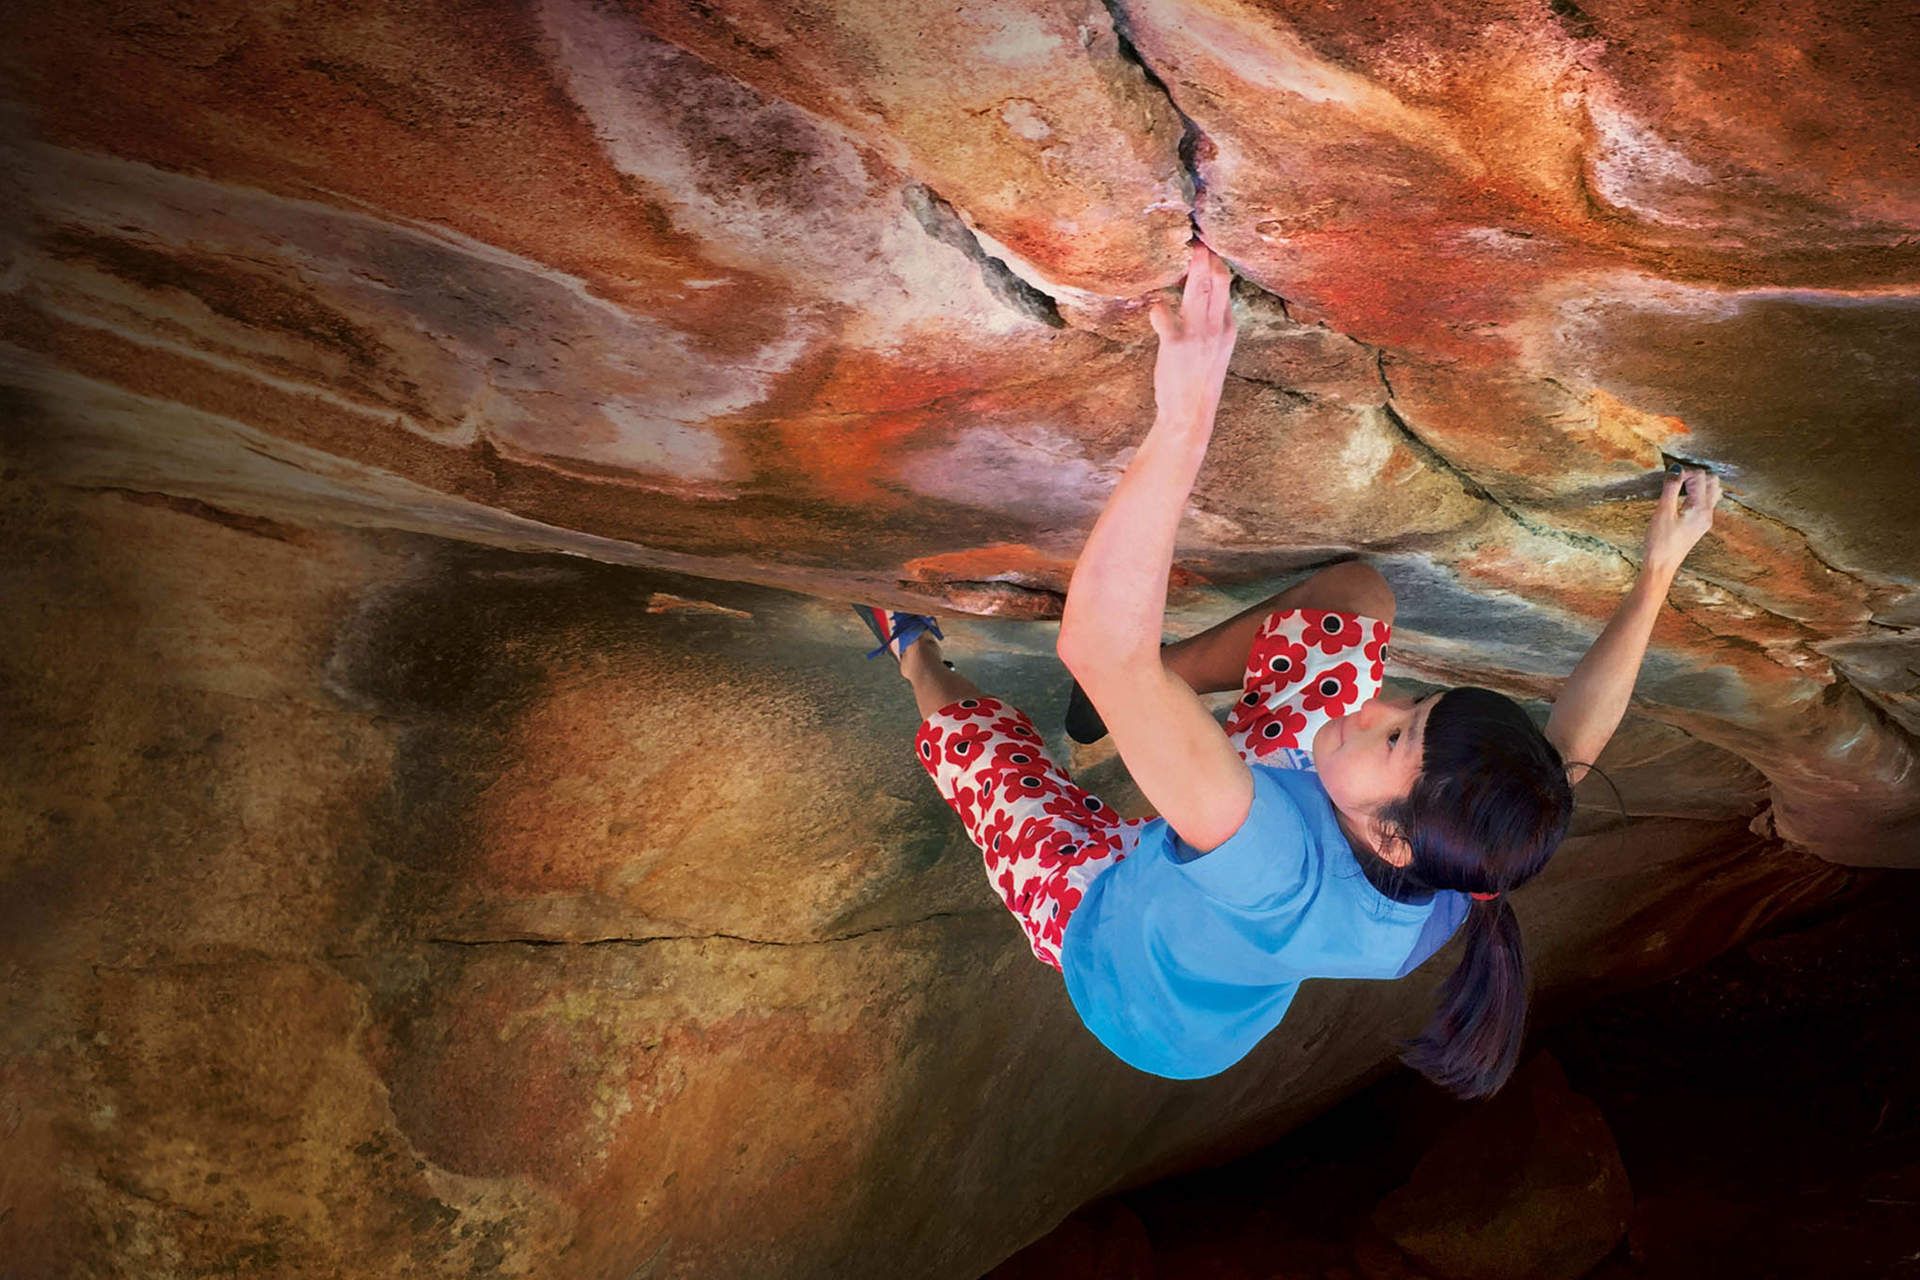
1641,466,1722,576
1147,241,1237,441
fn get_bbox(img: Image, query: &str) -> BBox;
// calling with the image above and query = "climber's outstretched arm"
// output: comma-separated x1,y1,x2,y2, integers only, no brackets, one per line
1544,467,1722,786
1058,242,1252,853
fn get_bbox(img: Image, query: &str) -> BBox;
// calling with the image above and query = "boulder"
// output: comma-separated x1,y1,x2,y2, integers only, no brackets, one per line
1374,1052,1632,1280
5,0,1915,865
3,0,1917,1273
0,483,1862,1277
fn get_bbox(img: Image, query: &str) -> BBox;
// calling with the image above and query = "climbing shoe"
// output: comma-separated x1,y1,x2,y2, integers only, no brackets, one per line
853,605,945,662
1064,678,1108,744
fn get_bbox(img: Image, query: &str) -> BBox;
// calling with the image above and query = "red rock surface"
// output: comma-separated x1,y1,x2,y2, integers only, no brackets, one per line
3,2,1917,1275
5,0,1915,864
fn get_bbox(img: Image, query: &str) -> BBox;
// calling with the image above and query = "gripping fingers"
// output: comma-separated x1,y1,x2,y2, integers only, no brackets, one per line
1182,242,1237,323
1679,466,1720,501
1182,239,1213,320
1181,242,1210,319
1689,470,1722,525
1160,242,1236,348
1207,249,1230,329
1666,467,1722,535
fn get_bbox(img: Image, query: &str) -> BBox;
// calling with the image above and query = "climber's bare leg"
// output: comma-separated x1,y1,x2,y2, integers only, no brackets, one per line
900,636,985,720
1161,560,1397,695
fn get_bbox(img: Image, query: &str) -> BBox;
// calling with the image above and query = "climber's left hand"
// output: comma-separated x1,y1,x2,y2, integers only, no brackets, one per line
1642,465,1722,576
1148,241,1237,438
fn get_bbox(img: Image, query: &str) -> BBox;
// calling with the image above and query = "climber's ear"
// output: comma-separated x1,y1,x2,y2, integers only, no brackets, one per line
1360,812,1415,868
1376,829,1415,869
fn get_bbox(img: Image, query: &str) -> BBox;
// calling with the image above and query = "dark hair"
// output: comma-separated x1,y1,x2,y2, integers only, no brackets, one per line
1365,686,1622,1100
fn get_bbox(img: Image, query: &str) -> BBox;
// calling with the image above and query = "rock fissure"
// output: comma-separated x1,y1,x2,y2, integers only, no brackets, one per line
904,183,1066,328
1370,363,1893,677
1369,380,1888,697
1223,367,1316,405
1100,0,1204,214
422,908,996,952
1716,488,1882,601
13,7,1920,1276
1377,397,1634,566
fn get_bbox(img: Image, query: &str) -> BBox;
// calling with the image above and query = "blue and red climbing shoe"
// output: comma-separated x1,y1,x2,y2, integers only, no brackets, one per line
853,605,945,662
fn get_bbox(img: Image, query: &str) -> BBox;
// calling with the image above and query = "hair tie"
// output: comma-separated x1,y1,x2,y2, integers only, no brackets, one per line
1469,891,1501,902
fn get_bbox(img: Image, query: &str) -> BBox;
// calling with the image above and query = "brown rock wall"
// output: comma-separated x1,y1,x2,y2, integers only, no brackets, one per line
1,482,1871,1277
4,1,1919,1272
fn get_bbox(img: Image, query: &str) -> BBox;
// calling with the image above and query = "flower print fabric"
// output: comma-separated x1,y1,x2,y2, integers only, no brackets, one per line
1225,608,1392,769
916,608,1392,973
1056,608,1461,1080
914,697,1145,968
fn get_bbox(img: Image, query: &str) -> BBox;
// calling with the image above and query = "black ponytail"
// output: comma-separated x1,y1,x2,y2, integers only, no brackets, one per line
1370,687,1626,1099
1400,895,1530,1099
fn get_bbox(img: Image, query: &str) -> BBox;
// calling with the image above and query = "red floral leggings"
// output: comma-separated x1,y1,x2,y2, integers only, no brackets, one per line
915,607,1390,968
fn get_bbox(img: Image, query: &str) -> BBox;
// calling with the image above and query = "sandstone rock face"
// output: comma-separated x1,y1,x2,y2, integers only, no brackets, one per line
2,1,1917,1275
0,482,1872,1277
4,0,1916,867
1374,1051,1632,1280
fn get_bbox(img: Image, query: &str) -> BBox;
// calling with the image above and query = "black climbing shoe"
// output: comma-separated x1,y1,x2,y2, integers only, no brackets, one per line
1064,678,1108,745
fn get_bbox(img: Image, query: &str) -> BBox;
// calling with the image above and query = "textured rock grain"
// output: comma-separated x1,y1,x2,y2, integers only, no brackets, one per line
0,485,1870,1277
3,1,1918,1274
5,0,1914,862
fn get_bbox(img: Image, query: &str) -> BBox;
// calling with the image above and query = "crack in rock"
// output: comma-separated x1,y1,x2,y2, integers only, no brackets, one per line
1368,375,1920,780
1716,488,1873,590
1378,397,1637,565
1227,367,1316,406
1101,0,1203,213
424,908,995,951
1373,394,1848,675
1547,0,1604,41
904,184,1065,327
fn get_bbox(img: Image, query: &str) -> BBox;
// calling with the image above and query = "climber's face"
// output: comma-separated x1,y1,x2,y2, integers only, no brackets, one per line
1311,690,1437,867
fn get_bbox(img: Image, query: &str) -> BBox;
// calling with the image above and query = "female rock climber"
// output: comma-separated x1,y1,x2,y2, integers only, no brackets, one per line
855,241,1723,1098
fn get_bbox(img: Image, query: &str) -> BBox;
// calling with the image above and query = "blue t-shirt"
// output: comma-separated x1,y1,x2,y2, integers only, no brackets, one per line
1059,763,1466,1080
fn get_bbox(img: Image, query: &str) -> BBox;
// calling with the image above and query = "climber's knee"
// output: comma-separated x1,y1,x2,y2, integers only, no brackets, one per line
1292,560,1396,625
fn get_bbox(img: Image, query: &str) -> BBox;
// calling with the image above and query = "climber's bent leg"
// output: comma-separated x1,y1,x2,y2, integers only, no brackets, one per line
915,698,1143,969
1163,559,1397,694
